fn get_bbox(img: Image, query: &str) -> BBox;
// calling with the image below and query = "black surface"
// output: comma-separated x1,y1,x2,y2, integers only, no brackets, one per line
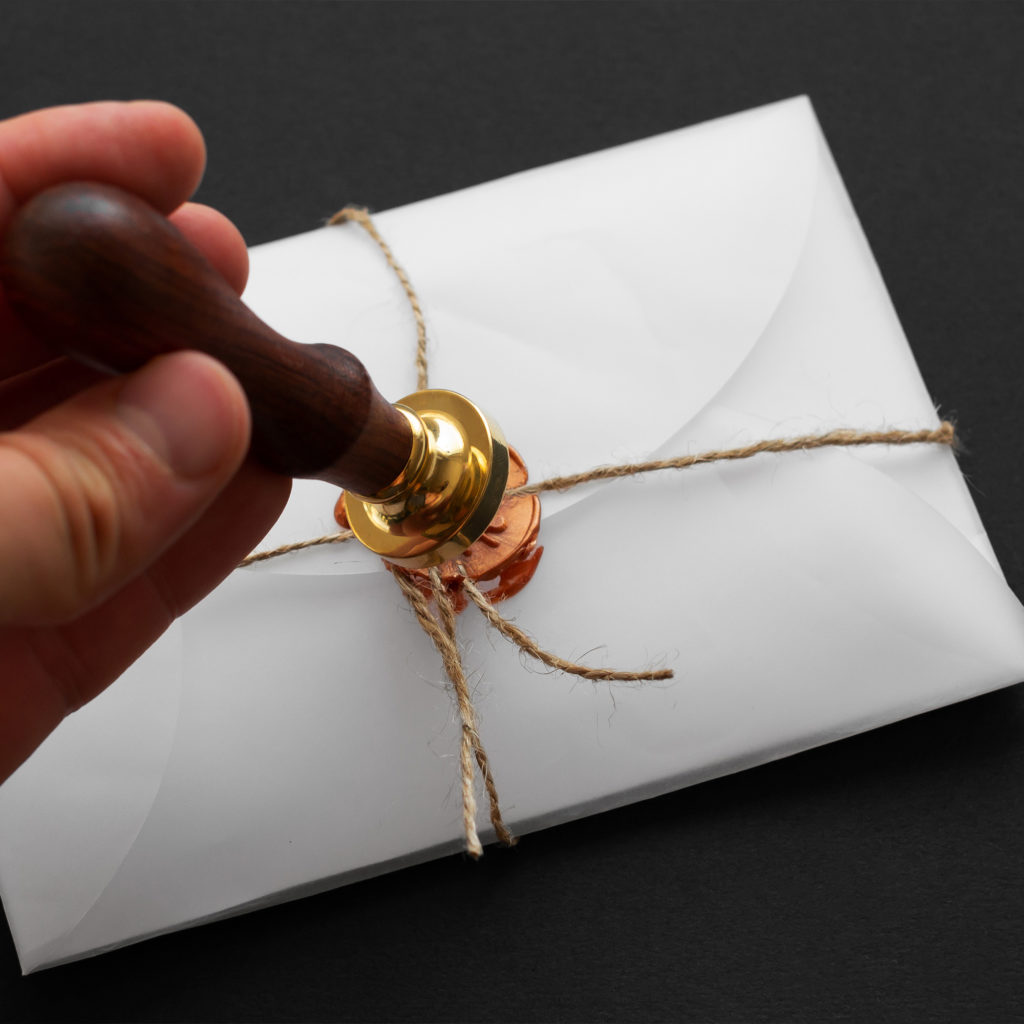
2,2,1024,1021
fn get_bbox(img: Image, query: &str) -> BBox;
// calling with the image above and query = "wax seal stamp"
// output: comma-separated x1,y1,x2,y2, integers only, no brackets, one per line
337,447,543,611
339,389,510,569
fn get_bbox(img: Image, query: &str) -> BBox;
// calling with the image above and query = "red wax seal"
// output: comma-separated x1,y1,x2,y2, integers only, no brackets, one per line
335,448,543,612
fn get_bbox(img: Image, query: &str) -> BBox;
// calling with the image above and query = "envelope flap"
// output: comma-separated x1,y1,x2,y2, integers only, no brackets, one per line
244,97,822,553
397,96,823,476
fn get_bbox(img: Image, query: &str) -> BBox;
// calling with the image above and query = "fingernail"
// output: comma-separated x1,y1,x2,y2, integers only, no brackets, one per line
116,353,246,479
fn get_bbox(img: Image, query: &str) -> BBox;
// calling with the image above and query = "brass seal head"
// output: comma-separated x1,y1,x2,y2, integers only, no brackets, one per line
342,390,510,568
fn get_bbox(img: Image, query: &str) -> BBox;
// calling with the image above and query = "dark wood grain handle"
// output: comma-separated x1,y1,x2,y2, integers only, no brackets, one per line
0,182,412,495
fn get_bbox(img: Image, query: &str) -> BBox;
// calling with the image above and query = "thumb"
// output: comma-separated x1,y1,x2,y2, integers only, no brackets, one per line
0,351,252,624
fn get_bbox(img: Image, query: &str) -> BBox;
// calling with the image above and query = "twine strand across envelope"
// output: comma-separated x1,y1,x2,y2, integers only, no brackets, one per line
508,423,956,497
328,207,430,391
240,207,957,856
387,565,516,854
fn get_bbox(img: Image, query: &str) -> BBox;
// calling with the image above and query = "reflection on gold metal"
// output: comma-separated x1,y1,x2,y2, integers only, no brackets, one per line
338,390,510,568
400,447,543,612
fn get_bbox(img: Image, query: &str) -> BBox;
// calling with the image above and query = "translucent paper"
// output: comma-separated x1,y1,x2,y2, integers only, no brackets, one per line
3,97,1022,973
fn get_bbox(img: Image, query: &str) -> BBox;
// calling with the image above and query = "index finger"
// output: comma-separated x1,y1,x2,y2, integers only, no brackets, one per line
0,100,206,233
0,101,211,378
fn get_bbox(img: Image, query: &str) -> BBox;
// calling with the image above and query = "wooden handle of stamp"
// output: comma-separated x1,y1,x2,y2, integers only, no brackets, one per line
0,182,412,495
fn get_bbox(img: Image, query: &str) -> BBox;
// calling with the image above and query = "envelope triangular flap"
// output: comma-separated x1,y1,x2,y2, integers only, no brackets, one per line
245,96,821,557
657,107,998,571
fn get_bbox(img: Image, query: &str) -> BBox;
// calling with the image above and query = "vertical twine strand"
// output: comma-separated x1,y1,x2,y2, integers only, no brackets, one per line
328,206,430,390
388,566,515,855
429,570,516,849
428,567,484,858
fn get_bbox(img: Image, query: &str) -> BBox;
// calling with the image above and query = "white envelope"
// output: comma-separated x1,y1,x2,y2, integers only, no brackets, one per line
4,96,1024,974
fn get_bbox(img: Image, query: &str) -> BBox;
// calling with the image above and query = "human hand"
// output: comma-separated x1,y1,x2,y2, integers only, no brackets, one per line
0,101,292,783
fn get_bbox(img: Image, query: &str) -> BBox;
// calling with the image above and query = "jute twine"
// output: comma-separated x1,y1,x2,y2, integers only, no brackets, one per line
240,207,957,856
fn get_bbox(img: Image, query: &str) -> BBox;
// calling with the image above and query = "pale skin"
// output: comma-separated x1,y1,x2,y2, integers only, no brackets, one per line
0,101,292,783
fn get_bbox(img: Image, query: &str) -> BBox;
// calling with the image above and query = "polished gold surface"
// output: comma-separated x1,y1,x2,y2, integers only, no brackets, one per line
399,447,544,613
340,390,510,568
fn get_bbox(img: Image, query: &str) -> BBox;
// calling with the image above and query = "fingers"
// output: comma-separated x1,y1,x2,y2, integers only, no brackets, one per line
0,101,277,783
51,462,288,699
0,101,205,232
0,461,290,782
0,101,249,380
0,351,253,624
169,202,250,295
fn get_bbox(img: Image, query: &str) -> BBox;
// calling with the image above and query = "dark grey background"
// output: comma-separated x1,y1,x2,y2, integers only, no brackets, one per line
2,2,1023,1021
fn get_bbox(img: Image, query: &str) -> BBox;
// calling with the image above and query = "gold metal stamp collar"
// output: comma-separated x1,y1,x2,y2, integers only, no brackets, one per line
340,389,510,568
